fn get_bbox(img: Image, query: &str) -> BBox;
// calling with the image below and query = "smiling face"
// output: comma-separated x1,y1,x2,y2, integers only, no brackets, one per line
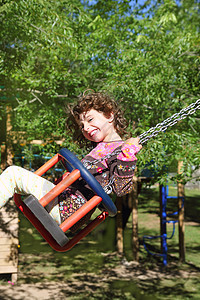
79,109,122,143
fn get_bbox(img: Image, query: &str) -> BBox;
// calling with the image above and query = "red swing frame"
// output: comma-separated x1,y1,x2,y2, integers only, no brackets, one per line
14,153,109,252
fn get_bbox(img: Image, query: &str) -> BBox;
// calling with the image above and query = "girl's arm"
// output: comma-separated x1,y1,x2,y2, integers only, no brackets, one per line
123,137,142,152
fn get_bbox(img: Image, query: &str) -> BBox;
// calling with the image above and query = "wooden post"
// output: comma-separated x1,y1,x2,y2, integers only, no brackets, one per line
178,161,185,262
116,196,123,255
0,106,13,170
6,106,13,166
132,176,139,261
0,144,7,171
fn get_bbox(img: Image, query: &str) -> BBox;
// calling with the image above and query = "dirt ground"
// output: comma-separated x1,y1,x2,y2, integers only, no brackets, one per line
0,253,199,300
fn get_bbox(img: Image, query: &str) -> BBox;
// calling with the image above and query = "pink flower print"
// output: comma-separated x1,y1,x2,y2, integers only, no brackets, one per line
64,206,68,211
97,167,103,173
125,147,131,153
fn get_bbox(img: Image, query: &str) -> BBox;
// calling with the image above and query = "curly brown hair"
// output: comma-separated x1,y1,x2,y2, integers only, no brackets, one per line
66,91,128,148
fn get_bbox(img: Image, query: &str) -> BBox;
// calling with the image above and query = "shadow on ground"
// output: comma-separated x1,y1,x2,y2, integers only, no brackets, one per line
0,252,200,300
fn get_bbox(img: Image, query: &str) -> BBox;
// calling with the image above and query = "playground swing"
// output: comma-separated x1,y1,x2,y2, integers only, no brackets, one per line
13,99,200,252
14,148,117,252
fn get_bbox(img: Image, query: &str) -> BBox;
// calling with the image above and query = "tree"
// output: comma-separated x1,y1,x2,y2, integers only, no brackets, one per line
0,0,199,182
82,0,200,183
1,0,94,155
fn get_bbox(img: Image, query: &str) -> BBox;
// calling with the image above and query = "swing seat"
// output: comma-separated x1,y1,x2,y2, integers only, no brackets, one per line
14,148,117,252
23,195,69,247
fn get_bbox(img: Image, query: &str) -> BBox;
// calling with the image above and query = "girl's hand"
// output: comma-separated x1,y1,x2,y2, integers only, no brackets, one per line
124,137,142,150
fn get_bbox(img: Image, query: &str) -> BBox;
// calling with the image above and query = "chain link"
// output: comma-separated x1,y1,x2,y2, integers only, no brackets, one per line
139,99,200,145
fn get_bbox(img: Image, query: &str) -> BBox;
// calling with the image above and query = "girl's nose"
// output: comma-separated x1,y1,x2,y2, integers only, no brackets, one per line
83,122,89,132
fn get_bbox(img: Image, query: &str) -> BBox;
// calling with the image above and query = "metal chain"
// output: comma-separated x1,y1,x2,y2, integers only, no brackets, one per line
82,99,200,166
139,99,200,145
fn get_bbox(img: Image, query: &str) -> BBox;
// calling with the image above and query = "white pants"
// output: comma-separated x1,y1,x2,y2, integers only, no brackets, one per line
0,166,61,224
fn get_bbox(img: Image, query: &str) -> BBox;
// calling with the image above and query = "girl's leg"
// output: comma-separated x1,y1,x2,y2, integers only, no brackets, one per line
0,166,61,224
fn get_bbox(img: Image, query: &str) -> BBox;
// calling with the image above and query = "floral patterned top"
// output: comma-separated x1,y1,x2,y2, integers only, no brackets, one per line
58,141,140,230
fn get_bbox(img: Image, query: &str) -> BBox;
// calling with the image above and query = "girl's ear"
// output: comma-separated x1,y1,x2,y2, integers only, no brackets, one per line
108,112,114,122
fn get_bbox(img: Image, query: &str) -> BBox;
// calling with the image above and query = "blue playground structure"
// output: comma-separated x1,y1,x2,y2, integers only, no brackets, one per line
143,184,184,266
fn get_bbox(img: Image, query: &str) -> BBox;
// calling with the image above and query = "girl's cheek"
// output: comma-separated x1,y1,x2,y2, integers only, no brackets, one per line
83,132,90,140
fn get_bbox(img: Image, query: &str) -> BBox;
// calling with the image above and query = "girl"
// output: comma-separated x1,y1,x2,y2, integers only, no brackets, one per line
0,92,142,229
